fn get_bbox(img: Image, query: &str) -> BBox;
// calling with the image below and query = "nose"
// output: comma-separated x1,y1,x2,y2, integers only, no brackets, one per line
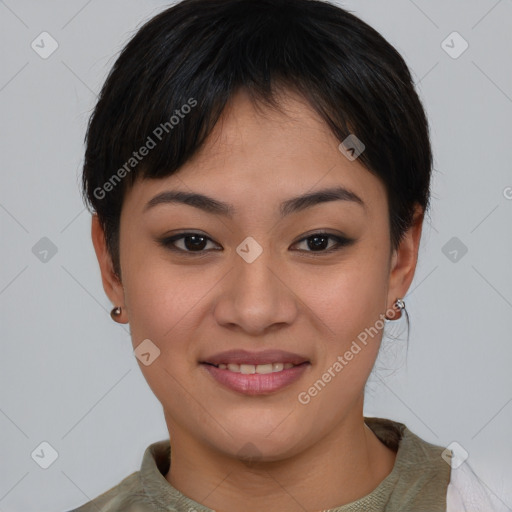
213,248,298,336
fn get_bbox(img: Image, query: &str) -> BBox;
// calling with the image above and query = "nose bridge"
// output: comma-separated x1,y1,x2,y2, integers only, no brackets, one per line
215,241,297,333
235,245,280,306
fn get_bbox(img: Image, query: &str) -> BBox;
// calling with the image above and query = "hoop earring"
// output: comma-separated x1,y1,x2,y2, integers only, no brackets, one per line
110,306,122,322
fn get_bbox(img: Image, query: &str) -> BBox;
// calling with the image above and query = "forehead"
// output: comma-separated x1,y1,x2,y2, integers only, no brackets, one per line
123,88,388,218
206,89,328,145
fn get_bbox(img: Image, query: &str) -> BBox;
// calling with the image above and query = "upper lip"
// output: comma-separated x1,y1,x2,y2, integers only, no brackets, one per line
200,349,310,366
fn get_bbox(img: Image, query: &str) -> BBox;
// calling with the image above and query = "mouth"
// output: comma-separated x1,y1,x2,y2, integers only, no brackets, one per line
200,348,310,367
201,361,309,374
200,360,311,395
199,349,311,395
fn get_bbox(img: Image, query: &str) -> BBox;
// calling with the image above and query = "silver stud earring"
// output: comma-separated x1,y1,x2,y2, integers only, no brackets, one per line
385,298,405,321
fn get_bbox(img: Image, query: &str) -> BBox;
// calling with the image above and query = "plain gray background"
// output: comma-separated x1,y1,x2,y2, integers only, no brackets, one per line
0,0,511,510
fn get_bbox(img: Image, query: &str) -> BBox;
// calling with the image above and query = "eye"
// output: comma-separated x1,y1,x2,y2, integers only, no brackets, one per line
159,232,220,253
291,232,355,253
158,231,354,255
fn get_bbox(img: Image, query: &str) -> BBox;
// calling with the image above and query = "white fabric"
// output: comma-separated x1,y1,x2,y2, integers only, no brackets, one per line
447,461,511,512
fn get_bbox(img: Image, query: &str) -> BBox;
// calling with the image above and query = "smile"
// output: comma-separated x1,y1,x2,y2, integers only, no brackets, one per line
211,362,297,373
201,362,311,395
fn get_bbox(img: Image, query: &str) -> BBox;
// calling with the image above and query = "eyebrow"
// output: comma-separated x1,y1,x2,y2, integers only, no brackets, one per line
143,185,366,218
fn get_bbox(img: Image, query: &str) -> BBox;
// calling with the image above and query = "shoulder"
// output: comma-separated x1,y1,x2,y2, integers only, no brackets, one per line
365,417,451,510
447,461,511,512
67,471,152,512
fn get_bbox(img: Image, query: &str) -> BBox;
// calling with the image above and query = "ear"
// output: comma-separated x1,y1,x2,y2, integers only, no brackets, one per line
386,203,424,313
91,214,128,323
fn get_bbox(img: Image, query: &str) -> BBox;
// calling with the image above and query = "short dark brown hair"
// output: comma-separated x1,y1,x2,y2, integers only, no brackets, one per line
82,0,432,280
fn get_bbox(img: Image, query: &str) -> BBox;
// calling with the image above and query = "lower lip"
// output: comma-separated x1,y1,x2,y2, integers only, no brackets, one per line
201,362,310,395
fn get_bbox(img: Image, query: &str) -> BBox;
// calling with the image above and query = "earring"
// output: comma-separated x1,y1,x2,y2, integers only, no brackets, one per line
385,298,405,321
110,306,122,322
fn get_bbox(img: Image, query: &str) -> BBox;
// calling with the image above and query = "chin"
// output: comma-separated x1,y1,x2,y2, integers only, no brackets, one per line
207,423,308,463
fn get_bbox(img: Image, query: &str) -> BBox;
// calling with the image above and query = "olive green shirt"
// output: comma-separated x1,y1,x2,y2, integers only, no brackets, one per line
69,417,452,511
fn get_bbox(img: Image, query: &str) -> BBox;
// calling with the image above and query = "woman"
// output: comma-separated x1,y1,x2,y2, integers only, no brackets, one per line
71,0,507,510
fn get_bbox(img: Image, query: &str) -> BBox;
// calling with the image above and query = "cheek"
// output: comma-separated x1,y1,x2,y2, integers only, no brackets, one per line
123,253,207,350
305,242,389,389
121,255,208,405
311,248,389,343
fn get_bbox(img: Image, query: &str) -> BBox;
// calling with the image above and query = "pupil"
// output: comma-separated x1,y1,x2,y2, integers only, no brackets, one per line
309,235,328,251
186,235,206,250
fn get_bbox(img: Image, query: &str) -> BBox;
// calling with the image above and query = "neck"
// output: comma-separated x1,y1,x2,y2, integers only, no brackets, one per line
164,408,397,511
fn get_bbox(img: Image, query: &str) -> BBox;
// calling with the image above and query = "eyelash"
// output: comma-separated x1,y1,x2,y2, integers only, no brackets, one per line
158,232,354,255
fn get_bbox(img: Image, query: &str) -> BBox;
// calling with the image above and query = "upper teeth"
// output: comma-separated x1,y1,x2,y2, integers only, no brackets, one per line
217,363,296,374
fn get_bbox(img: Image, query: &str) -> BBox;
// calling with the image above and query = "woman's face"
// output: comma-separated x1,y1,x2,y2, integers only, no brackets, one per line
94,88,422,461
